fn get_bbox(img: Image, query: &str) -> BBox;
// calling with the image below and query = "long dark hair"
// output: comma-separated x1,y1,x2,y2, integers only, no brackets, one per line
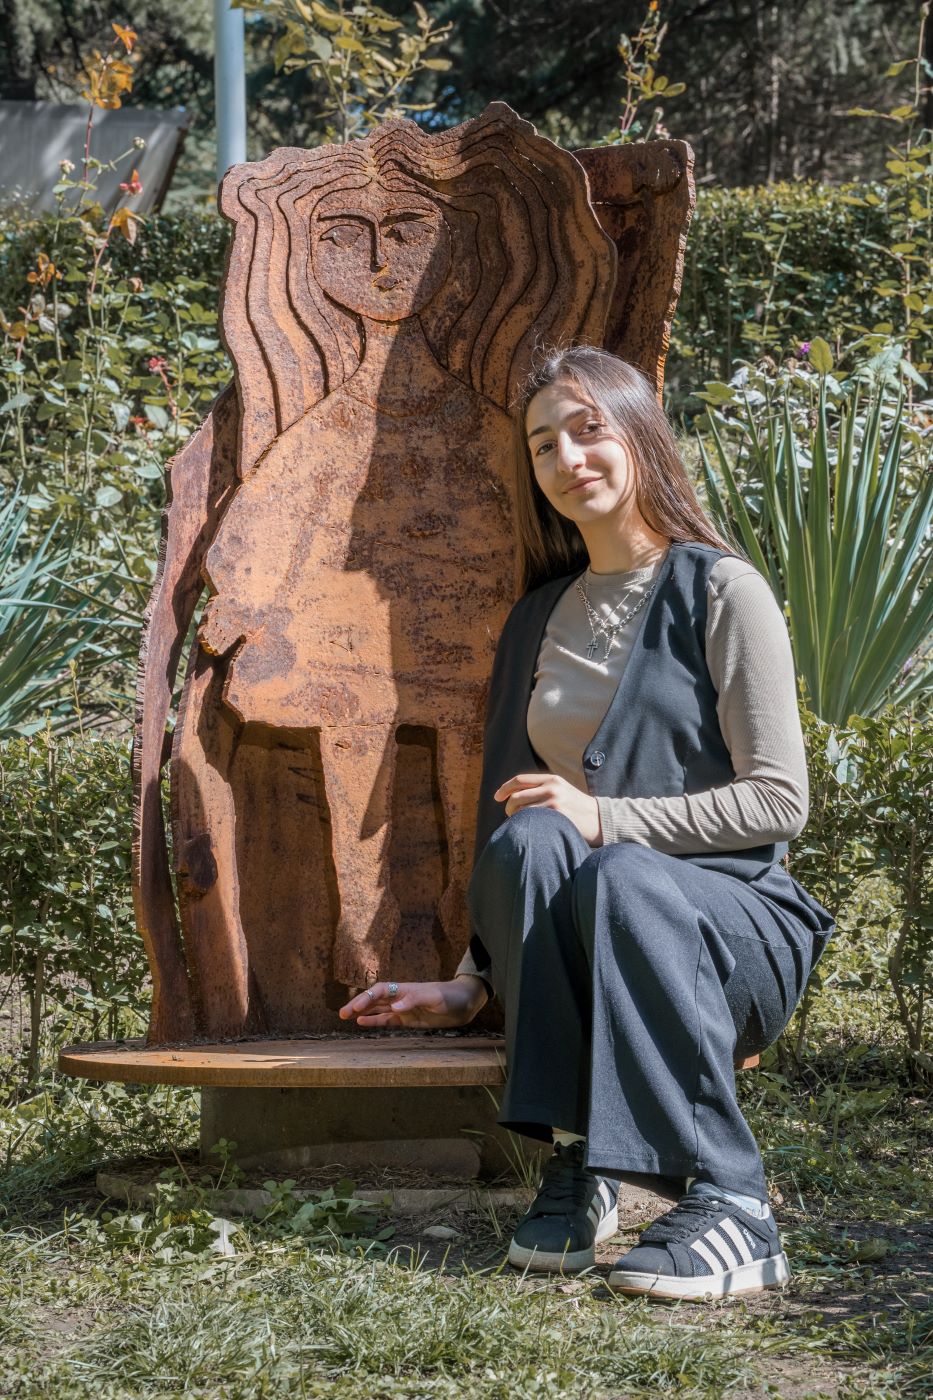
513,345,734,591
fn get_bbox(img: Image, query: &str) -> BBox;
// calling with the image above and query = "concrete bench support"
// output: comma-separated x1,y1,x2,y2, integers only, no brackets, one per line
200,1084,530,1179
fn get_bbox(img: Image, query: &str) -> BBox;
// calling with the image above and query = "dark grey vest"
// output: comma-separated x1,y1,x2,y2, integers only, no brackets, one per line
473,540,788,878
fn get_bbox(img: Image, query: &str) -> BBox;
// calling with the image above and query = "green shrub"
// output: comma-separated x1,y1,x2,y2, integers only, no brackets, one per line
795,705,933,1072
0,204,230,539
0,189,231,730
0,730,147,1086
109,210,230,291
670,182,896,391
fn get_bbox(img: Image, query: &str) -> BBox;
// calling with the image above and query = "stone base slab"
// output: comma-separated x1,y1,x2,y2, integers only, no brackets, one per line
200,1083,542,1180
97,1171,535,1218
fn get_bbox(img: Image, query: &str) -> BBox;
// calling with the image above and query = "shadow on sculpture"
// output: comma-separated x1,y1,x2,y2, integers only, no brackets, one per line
130,104,695,1046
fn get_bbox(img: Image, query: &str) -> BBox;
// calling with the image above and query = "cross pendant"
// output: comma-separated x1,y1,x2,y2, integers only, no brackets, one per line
586,639,599,660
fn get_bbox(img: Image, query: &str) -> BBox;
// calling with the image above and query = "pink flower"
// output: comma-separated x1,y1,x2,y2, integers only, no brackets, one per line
796,341,811,358
147,356,167,372
119,167,143,196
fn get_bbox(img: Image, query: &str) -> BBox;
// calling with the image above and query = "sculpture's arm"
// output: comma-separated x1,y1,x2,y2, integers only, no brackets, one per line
131,384,240,1042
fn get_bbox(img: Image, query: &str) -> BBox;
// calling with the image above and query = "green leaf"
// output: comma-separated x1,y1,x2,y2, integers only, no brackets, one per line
144,404,170,430
306,31,333,60
0,393,33,414
807,337,834,374
94,486,123,508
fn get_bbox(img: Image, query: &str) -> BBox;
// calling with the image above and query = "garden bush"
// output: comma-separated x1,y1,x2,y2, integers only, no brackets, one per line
670,181,898,390
0,729,146,1086
0,136,231,724
0,33,232,617
0,204,230,554
673,97,932,399
794,705,933,1073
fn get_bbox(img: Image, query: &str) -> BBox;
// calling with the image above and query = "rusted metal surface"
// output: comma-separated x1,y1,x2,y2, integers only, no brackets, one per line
131,105,695,1045
131,382,239,1043
574,140,695,394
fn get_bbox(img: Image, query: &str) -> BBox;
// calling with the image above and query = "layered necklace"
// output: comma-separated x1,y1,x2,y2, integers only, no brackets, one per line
574,570,657,663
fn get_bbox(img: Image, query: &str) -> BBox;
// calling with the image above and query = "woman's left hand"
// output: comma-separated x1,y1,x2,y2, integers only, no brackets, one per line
494,773,603,846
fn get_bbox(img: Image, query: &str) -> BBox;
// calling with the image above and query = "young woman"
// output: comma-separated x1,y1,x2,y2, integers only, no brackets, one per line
340,345,834,1301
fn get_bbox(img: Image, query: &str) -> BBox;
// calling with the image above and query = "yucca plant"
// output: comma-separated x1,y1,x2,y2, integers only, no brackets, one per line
0,493,137,735
699,381,933,723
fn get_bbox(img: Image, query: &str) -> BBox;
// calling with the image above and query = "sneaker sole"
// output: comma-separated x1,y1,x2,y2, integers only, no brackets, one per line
507,1206,619,1273
607,1251,791,1300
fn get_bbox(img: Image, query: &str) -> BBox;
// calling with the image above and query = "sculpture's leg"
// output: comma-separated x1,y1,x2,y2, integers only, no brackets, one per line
319,725,400,989
171,645,262,1037
435,726,485,968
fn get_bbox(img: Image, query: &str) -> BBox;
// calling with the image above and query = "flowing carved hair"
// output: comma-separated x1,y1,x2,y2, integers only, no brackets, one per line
512,344,737,592
218,103,617,475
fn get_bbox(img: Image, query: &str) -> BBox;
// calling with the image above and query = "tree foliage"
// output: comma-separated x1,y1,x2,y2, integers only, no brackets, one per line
232,0,452,143
0,0,928,200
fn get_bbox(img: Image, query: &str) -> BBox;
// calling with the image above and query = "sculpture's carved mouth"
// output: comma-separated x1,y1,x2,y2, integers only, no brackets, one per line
373,275,401,291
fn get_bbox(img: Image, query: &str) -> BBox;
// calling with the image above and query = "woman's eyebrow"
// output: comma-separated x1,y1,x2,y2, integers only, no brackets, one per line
527,406,596,440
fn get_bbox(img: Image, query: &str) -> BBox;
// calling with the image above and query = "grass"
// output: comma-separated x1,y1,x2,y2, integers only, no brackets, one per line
0,922,930,1398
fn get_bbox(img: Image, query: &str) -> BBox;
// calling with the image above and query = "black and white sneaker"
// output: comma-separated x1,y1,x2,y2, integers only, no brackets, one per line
507,1140,619,1272
607,1193,790,1300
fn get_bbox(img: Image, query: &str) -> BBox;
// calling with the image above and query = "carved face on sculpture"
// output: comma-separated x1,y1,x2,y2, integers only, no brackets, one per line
310,185,450,323
221,110,620,474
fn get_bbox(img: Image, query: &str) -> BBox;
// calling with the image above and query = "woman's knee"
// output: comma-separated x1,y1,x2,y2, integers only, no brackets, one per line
474,806,581,873
571,841,667,935
468,807,588,926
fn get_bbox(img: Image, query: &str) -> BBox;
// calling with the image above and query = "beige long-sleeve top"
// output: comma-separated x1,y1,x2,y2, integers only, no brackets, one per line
455,553,808,983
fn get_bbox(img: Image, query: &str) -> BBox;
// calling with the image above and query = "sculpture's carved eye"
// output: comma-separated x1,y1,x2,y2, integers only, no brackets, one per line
384,220,431,245
319,224,364,248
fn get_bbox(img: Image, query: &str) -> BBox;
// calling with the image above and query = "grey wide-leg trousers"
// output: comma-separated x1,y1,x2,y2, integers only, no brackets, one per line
467,807,833,1199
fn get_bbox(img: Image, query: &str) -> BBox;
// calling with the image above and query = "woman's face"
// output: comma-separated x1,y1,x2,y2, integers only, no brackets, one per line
310,185,449,322
525,380,637,526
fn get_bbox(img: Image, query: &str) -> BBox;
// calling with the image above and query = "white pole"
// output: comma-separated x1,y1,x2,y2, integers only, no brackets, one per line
214,0,247,184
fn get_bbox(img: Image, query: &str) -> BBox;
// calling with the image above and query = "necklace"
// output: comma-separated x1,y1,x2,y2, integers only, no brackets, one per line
575,575,657,662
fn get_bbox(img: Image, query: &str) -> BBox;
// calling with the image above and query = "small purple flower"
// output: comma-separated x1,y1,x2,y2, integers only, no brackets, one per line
796,341,811,359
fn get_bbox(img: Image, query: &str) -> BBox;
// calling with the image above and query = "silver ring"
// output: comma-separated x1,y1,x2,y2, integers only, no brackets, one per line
387,981,399,997
364,987,376,1002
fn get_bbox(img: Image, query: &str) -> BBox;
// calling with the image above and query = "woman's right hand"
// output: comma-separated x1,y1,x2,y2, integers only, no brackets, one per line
338,976,488,1030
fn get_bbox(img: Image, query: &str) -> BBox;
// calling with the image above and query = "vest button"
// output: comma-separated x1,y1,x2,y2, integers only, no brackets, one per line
587,750,606,769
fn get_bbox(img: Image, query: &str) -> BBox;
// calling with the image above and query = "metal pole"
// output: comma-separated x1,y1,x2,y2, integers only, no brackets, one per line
214,0,247,184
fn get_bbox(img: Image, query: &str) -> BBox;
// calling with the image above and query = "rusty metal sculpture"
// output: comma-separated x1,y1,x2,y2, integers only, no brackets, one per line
132,106,695,1046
